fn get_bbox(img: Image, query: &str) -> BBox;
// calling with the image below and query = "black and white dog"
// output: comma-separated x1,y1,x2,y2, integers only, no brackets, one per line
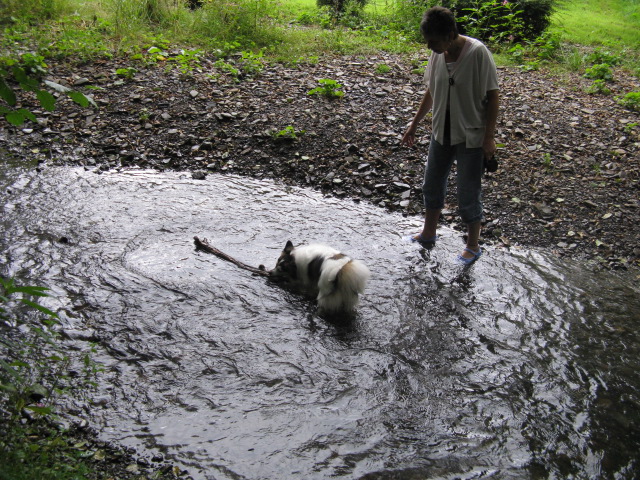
269,241,370,314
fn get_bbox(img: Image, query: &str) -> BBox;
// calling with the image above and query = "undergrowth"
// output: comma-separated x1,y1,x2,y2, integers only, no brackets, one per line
0,277,103,479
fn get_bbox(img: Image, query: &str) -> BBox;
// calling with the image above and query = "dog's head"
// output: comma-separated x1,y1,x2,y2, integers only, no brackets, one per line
269,240,298,282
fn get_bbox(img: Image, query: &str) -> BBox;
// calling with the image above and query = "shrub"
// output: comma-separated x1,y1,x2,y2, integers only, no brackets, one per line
515,0,555,40
587,47,622,66
456,0,524,43
533,31,560,60
396,0,557,43
617,92,640,112
586,79,611,95
317,0,368,16
584,63,613,81
308,78,345,98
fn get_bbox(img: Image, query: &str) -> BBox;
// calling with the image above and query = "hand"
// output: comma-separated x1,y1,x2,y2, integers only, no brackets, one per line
483,137,496,161
401,125,417,147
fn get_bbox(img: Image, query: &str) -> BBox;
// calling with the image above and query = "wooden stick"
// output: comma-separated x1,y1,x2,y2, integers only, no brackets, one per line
193,236,271,277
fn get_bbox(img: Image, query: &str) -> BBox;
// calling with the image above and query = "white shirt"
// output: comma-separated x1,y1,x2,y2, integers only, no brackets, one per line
425,36,499,147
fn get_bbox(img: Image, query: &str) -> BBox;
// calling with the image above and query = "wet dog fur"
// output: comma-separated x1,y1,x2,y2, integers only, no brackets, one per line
269,241,370,314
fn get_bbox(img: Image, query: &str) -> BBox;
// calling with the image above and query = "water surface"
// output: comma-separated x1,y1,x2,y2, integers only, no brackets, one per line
1,165,638,479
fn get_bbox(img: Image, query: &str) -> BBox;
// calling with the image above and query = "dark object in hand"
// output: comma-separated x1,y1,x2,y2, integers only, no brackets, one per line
484,155,498,173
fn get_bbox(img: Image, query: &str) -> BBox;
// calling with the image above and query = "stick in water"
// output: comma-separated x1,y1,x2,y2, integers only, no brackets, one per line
193,236,271,277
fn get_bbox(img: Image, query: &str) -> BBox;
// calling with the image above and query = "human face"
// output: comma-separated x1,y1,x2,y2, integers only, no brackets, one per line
427,33,453,54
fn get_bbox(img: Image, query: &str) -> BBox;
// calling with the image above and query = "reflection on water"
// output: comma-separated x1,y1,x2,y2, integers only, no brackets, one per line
1,165,639,479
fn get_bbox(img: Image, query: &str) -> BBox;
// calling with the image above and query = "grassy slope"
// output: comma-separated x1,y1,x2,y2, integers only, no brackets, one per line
550,0,640,49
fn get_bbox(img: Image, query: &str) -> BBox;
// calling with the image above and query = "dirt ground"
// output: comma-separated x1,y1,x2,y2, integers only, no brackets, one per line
2,53,639,275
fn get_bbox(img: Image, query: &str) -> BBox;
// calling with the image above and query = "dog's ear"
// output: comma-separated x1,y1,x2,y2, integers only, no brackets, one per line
284,240,294,254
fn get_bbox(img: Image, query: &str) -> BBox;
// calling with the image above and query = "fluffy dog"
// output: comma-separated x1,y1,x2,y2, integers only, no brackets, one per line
269,241,370,314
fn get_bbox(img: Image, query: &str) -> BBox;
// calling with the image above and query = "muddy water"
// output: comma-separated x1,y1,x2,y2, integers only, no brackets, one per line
1,165,639,479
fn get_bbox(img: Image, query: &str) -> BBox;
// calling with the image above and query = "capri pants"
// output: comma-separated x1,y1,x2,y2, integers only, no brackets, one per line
421,138,484,225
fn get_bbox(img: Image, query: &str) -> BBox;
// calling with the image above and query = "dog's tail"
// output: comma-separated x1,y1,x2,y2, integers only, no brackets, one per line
338,259,370,295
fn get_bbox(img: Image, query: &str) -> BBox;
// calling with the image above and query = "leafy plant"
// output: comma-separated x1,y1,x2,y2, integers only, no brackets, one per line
169,48,202,75
296,8,333,28
587,48,622,66
272,125,305,142
0,276,106,479
508,43,526,62
38,22,111,62
519,59,540,71
533,31,560,60
0,53,96,126
617,92,640,112
308,78,345,98
240,50,265,76
115,66,137,80
457,0,524,43
584,63,613,81
410,59,429,75
139,108,150,122
375,63,391,74
214,59,240,79
0,278,63,418
586,79,611,95
317,0,368,16
139,46,169,65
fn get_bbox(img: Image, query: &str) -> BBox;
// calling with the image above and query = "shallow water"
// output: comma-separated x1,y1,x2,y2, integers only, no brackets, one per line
1,165,639,479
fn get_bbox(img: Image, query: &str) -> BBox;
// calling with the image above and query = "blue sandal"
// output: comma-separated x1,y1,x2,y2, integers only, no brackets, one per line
457,247,482,265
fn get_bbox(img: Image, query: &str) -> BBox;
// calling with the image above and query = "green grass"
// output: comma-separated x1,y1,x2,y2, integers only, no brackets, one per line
551,0,640,47
550,0,640,67
0,0,640,70
1,0,639,73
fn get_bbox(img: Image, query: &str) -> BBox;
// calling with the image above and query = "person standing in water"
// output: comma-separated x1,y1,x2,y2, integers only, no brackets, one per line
401,6,499,264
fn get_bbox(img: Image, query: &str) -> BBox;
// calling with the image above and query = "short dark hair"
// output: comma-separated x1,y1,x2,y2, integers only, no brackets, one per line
420,6,459,40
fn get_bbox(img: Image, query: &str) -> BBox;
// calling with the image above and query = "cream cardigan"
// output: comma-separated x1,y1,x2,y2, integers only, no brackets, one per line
424,36,499,148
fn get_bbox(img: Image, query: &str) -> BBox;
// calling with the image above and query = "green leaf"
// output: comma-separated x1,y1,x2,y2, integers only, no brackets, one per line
0,78,17,106
13,67,40,91
68,91,96,108
0,382,18,393
36,89,56,111
10,285,50,296
0,358,24,382
25,405,54,416
5,110,27,126
11,66,28,83
9,360,30,368
18,108,36,123
20,298,58,318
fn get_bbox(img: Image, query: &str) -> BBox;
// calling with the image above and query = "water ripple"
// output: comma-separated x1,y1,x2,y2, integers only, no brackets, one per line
1,166,639,479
